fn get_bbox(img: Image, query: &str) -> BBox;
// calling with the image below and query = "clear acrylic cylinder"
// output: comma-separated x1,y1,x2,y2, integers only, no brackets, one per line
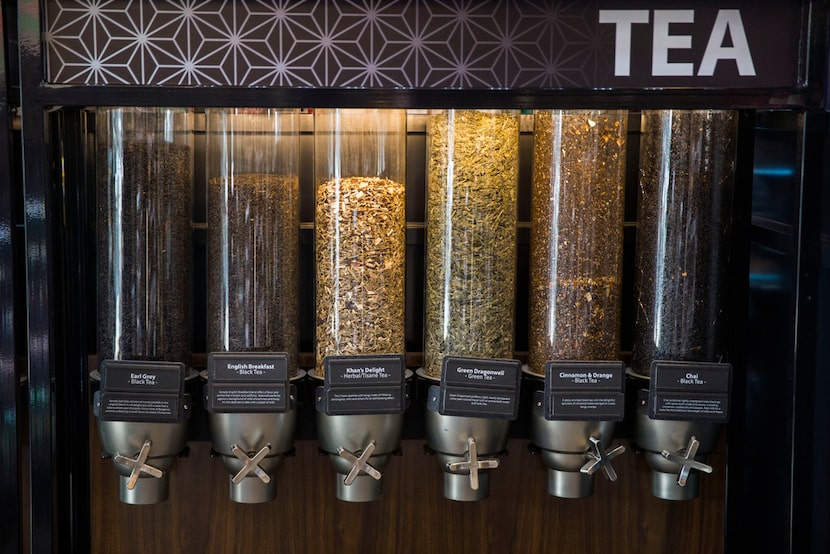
632,110,738,376
423,110,520,378
527,110,628,375
206,108,300,376
96,107,194,366
313,109,407,376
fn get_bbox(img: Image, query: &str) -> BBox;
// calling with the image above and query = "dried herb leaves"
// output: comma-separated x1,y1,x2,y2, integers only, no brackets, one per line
423,111,519,378
315,176,406,375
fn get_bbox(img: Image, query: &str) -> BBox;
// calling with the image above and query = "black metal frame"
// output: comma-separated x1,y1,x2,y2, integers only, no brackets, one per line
789,110,830,554
723,109,830,554
0,3,21,554
722,3,829,549
9,0,830,553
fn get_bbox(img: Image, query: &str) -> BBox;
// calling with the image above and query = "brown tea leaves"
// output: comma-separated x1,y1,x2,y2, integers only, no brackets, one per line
527,112,627,374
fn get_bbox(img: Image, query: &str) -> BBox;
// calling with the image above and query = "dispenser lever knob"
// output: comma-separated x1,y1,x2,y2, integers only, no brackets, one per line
580,435,625,481
338,440,382,485
446,437,500,491
661,436,713,486
230,444,272,484
113,439,164,490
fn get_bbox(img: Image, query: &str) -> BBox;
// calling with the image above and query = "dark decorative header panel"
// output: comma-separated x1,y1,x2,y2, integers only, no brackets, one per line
44,0,803,90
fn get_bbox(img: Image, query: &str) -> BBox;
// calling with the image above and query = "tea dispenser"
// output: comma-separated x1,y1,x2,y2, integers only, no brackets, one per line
202,108,301,503
312,108,408,502
632,110,736,501
421,109,522,501
527,110,628,498
92,107,194,504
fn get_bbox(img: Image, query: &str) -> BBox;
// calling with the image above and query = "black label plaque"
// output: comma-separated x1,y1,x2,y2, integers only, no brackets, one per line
96,360,190,423
435,356,521,419
648,360,732,422
205,352,291,413
209,352,288,382
101,359,184,394
317,354,406,416
538,360,625,421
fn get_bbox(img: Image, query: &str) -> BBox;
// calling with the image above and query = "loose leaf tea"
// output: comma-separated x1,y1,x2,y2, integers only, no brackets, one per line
528,111,627,376
207,173,300,376
423,110,519,378
632,110,737,376
97,140,192,366
315,176,406,376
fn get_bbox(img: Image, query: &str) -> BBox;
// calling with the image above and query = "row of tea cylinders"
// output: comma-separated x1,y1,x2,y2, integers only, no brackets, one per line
93,107,736,505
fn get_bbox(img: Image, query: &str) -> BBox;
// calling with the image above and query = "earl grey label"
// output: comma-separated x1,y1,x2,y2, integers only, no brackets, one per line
208,383,286,413
99,392,181,423
101,360,183,394
649,361,732,422
325,354,403,386
208,352,288,383
442,357,521,388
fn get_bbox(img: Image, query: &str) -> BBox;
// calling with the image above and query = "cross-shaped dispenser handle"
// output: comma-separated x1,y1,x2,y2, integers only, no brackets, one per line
338,440,382,486
580,435,625,481
230,444,272,484
446,437,500,491
113,439,163,490
661,436,713,486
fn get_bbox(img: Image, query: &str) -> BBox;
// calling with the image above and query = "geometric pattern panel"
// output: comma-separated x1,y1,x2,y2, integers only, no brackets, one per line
44,0,615,88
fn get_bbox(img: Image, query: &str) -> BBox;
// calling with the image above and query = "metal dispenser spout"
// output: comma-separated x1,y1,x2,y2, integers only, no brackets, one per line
94,360,192,505
316,412,404,502
632,362,730,501
424,409,510,502
208,411,297,504
529,361,627,498
531,421,624,498
423,356,521,502
314,355,408,502
99,422,188,505
204,353,298,504
635,417,721,501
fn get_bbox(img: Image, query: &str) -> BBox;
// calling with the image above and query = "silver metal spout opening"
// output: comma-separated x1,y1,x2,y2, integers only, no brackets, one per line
209,410,297,503
634,412,720,501
530,416,621,498
425,410,509,501
316,412,404,502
